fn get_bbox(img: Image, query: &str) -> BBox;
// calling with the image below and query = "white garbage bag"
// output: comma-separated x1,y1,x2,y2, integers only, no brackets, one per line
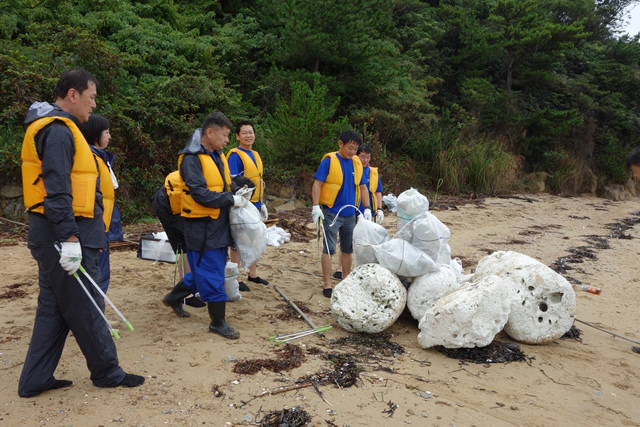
382,193,398,213
396,211,450,262
230,190,267,269
224,261,242,301
370,239,440,278
353,216,390,267
397,188,430,231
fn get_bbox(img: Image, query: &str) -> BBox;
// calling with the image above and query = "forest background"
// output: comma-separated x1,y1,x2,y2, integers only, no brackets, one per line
1,0,640,222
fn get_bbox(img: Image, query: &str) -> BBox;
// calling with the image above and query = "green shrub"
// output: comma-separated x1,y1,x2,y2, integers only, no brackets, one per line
263,76,349,193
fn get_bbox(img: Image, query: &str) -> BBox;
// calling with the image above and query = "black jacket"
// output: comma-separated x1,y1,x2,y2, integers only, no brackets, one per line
178,129,237,252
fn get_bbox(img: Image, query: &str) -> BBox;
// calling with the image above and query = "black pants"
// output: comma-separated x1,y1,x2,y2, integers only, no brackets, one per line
18,245,125,397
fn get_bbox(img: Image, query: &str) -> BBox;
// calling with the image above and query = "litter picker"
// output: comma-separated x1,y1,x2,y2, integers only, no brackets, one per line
54,243,134,333
274,285,325,337
268,325,332,344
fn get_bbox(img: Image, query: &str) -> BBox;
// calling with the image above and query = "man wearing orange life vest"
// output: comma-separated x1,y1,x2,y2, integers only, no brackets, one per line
311,130,372,298
19,68,144,397
227,120,269,291
162,112,248,339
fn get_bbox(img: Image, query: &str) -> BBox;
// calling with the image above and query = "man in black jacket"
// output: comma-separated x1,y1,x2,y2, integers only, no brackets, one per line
18,68,144,397
162,112,247,339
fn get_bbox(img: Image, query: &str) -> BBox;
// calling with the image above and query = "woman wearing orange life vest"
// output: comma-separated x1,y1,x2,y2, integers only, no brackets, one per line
226,120,269,291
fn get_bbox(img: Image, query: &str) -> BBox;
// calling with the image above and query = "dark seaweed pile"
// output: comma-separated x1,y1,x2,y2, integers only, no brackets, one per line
436,341,530,364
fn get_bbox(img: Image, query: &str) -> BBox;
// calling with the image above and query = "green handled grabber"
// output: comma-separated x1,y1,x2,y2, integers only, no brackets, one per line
77,265,134,332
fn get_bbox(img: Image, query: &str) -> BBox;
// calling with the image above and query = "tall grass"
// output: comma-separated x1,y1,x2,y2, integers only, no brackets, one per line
432,138,517,194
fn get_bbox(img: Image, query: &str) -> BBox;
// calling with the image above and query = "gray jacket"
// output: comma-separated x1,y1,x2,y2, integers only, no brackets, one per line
24,102,106,249
179,129,236,252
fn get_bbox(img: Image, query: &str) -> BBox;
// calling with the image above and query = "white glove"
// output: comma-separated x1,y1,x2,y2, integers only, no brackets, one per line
311,205,324,227
59,241,82,275
363,208,372,221
376,209,384,224
260,204,268,221
233,195,248,208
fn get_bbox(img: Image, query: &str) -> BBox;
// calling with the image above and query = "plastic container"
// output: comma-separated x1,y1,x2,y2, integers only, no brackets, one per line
582,286,601,295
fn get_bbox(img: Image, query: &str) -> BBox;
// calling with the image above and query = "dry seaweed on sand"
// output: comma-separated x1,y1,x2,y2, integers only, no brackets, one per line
296,352,362,388
269,301,313,321
256,406,313,427
561,325,582,342
326,334,405,359
232,344,306,375
436,341,531,364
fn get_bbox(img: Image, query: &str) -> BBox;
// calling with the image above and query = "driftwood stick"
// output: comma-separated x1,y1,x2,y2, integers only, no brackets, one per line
240,382,314,405
0,217,29,228
273,285,322,335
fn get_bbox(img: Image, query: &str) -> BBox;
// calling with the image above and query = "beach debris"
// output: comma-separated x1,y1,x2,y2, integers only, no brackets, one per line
296,352,361,388
331,263,407,333
328,334,405,359
407,265,459,321
436,341,531,364
232,344,306,375
418,275,513,349
472,251,576,344
561,325,582,342
271,301,312,321
211,384,223,397
274,285,323,334
1,282,30,299
256,406,312,427
382,400,399,417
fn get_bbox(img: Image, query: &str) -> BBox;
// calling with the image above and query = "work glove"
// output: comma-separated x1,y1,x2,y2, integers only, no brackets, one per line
260,204,268,221
312,205,324,227
59,241,82,275
363,208,373,221
376,209,384,224
233,195,248,208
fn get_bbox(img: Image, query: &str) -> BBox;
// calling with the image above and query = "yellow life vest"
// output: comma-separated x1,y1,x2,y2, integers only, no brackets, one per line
21,116,98,217
178,153,231,219
368,166,379,211
164,171,183,215
226,147,264,203
94,155,115,232
318,152,363,208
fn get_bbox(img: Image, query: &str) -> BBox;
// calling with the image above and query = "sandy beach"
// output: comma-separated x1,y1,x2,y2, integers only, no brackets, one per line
1,193,639,426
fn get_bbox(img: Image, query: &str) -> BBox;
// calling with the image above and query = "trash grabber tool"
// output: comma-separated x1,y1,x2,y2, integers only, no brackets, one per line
72,272,121,339
276,329,328,345
274,285,324,336
269,325,332,341
77,265,134,332
54,243,122,337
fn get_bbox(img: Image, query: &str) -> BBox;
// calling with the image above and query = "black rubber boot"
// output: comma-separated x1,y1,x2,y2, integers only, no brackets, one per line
207,301,240,339
162,280,192,318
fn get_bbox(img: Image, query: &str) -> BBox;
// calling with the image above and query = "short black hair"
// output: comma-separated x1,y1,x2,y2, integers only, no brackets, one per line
202,112,233,131
235,120,255,135
78,114,109,146
339,129,362,145
55,68,99,99
357,145,372,155
626,147,640,169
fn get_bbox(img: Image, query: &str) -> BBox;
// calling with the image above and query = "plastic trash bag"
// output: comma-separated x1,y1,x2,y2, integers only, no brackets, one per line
224,261,242,301
382,193,398,213
396,211,450,262
370,239,440,277
397,188,430,231
265,225,291,247
230,187,267,269
353,215,390,267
